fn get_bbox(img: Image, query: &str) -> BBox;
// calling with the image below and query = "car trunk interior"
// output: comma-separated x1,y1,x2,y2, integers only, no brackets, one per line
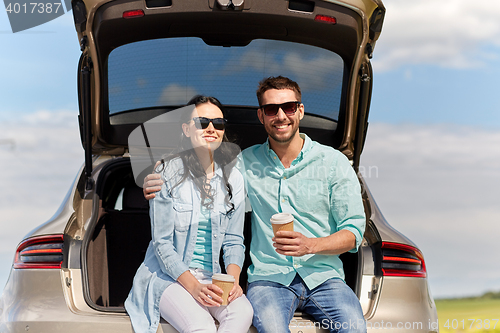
84,115,363,310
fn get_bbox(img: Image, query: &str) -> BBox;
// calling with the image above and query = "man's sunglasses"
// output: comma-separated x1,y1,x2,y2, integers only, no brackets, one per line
260,101,301,117
191,117,227,130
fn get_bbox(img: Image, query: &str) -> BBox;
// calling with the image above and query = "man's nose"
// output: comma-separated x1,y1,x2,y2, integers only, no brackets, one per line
275,107,288,121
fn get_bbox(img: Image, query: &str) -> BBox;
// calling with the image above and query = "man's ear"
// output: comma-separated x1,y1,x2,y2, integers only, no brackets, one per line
182,123,191,137
257,108,265,125
298,103,305,121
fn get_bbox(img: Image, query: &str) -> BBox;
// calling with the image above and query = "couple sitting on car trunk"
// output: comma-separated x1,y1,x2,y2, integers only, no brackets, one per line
125,76,367,333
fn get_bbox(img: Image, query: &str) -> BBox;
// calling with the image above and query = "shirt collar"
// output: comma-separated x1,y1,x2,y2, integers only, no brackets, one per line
213,162,224,178
264,133,312,165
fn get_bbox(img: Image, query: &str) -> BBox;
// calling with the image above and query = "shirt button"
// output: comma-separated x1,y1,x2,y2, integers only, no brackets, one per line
282,199,286,203
273,156,276,160
214,234,217,238
283,176,287,180
294,264,298,268
215,260,218,264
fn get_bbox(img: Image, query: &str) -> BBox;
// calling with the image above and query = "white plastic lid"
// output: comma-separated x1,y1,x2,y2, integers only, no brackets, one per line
270,213,294,224
212,273,235,282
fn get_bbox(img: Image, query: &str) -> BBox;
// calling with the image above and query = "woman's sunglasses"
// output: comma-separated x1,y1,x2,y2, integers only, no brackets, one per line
191,117,227,130
260,101,301,117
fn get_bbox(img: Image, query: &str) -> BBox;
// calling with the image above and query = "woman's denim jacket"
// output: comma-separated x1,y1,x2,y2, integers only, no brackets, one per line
125,158,246,333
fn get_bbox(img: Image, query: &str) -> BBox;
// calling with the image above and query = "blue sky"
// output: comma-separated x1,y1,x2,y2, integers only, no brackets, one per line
1,0,500,300
2,1,500,126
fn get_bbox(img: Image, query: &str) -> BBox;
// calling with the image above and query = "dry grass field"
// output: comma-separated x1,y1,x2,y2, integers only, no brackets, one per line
435,295,500,333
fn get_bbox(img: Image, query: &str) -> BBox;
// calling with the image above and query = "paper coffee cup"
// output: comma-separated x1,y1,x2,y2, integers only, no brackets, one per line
211,273,235,305
270,213,294,236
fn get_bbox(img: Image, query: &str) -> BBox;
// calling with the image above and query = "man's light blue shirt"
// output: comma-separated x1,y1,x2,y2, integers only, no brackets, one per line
241,134,365,290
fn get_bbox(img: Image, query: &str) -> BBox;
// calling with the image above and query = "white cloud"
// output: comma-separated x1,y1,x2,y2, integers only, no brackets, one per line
219,41,343,92
373,0,500,70
158,84,198,105
0,111,83,292
361,123,500,297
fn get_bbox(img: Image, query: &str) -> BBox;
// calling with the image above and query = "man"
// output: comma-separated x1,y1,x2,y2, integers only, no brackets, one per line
144,76,366,333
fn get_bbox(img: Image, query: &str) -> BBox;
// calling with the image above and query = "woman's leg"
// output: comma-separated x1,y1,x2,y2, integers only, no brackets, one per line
208,294,254,333
159,282,217,333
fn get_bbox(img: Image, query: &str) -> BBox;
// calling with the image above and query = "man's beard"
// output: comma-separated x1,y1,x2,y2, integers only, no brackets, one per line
267,124,299,144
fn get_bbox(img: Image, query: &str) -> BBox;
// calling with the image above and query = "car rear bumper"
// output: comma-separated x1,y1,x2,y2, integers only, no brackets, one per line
1,270,437,333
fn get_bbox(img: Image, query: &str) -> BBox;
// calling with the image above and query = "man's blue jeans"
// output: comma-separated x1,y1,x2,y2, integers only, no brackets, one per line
247,274,366,333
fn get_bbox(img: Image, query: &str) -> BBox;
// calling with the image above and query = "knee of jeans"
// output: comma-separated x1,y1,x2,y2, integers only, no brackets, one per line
334,314,366,333
323,318,365,333
252,304,290,333
253,318,290,333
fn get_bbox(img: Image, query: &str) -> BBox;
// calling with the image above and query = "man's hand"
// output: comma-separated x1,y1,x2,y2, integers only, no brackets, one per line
143,161,163,200
272,231,314,257
274,229,357,256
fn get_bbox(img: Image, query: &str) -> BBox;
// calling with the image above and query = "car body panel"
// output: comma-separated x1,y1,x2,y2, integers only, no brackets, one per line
368,277,438,333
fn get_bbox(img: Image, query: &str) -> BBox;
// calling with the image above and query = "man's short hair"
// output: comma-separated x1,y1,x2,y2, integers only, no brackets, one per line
256,76,302,106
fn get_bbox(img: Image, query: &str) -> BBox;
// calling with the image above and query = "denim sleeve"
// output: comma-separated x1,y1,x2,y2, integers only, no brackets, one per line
329,153,366,253
222,169,246,270
150,178,190,280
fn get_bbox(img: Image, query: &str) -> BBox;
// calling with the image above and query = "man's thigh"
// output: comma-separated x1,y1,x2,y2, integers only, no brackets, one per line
247,280,299,333
304,279,366,333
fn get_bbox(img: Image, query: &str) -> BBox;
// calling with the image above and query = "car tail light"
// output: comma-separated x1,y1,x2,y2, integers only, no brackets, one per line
314,15,337,24
14,235,64,269
123,9,145,19
381,242,426,278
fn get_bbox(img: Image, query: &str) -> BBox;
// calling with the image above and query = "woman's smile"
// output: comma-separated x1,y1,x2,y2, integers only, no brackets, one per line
203,135,218,142
183,102,225,150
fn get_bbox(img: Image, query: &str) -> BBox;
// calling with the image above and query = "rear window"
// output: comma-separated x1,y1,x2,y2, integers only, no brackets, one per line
108,38,344,121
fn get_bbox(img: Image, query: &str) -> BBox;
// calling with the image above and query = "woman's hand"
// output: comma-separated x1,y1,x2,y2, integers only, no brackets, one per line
225,263,243,303
189,283,225,307
177,271,223,307
227,283,243,304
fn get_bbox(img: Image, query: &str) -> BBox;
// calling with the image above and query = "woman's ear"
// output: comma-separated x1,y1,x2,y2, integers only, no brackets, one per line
182,123,191,137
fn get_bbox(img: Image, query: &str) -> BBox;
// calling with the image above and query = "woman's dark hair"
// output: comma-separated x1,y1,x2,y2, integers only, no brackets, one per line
160,95,236,213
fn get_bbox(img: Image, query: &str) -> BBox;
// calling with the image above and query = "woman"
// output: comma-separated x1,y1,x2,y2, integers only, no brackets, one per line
125,96,253,333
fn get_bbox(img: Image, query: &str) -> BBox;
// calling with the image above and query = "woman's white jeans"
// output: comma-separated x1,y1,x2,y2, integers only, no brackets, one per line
159,268,253,333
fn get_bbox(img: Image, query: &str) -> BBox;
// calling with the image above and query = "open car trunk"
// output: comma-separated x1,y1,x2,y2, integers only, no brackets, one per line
84,117,366,310
74,0,387,314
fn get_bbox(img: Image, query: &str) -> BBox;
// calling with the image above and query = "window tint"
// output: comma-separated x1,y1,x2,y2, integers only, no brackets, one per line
108,38,344,120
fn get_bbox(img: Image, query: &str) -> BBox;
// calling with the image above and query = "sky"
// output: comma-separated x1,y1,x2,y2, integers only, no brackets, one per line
1,0,500,301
